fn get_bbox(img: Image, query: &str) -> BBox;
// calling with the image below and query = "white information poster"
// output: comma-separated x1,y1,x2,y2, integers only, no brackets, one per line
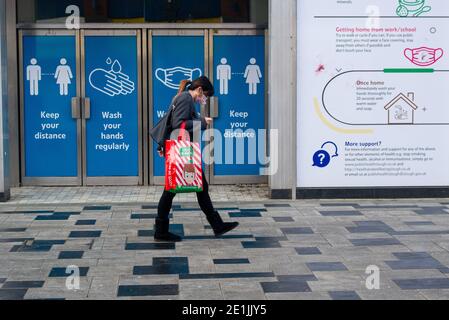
297,0,449,188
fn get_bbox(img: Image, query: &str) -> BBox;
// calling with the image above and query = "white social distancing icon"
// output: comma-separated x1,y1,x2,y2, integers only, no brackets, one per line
55,58,73,96
244,58,262,95
89,58,135,97
27,58,42,96
217,58,232,95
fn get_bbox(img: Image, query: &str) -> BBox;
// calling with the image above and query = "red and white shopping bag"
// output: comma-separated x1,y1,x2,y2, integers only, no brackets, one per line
165,122,203,193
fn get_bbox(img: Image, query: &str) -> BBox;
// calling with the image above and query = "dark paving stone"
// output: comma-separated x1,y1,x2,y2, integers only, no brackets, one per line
0,238,33,243
348,221,449,237
180,272,275,280
138,230,154,237
75,220,96,226
357,205,418,209
307,262,348,272
54,212,81,216
10,244,53,252
2,281,45,289
320,203,358,207
229,211,262,218
33,240,65,246
35,212,80,221
347,221,395,234
393,230,449,236
125,243,175,251
117,285,179,297
83,206,111,211
2,210,54,214
405,221,435,226
213,259,250,265
273,217,294,222
281,227,314,235
184,235,254,240
35,215,71,221
132,213,173,220
394,278,449,290
255,236,288,241
0,228,27,232
386,252,447,270
414,207,449,215
141,205,158,210
49,267,89,278
139,225,183,237
58,251,84,260
69,231,102,238
319,211,363,217
264,204,291,208
242,241,282,249
329,291,361,300
296,247,322,255
0,289,28,300
261,281,311,293
239,208,267,212
131,214,157,220
134,257,189,275
350,238,402,247
277,275,318,282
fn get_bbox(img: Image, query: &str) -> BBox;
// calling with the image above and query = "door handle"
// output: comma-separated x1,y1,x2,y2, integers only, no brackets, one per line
210,97,219,118
83,97,91,120
71,97,81,119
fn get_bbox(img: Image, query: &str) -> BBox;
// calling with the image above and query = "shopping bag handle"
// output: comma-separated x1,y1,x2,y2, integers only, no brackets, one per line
178,121,189,142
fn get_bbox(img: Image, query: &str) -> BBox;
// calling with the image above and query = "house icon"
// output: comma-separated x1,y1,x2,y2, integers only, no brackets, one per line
384,92,418,125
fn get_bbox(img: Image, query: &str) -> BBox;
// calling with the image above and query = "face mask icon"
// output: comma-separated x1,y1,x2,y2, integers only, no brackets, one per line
155,66,202,90
404,47,444,67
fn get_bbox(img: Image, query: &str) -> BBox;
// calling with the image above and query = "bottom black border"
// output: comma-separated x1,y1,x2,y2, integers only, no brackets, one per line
297,188,449,199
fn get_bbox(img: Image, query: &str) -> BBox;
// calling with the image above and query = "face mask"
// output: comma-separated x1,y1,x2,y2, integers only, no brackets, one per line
404,47,444,66
155,67,202,90
198,94,208,106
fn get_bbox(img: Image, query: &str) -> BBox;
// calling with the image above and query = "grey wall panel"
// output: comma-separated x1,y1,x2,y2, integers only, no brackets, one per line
268,0,297,198
6,0,19,187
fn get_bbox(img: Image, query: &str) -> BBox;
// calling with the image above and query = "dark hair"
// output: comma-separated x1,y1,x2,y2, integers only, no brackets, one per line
178,76,215,97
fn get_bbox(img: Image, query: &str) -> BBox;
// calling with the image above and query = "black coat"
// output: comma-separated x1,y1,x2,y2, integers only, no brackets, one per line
150,92,207,154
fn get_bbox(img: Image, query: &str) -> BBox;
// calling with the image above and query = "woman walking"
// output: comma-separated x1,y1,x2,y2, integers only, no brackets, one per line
155,76,239,242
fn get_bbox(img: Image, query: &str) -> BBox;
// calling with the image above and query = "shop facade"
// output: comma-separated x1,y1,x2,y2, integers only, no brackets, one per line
0,0,300,201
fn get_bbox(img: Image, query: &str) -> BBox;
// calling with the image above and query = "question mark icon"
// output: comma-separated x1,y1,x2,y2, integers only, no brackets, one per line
312,150,331,168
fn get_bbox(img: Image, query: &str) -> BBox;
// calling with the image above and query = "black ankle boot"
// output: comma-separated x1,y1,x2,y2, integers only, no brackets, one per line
206,211,239,237
154,218,182,242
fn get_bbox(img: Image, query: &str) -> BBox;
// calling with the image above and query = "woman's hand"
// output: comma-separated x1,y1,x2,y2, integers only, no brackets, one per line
205,117,213,125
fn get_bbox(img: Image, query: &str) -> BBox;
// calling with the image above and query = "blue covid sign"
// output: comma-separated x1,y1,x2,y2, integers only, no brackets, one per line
84,36,139,177
213,36,266,176
23,35,78,177
152,36,205,177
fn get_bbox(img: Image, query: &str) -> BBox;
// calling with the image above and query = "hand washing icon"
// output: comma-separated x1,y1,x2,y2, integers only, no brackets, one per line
89,58,135,97
155,66,202,90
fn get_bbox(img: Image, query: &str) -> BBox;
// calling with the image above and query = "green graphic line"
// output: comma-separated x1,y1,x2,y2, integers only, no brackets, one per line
383,68,434,73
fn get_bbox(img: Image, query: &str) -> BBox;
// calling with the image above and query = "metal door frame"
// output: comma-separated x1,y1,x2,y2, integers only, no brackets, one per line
19,29,83,186
207,29,268,185
148,29,209,186
81,29,143,186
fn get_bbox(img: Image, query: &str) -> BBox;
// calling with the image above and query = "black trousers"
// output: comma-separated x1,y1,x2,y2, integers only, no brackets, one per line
157,171,215,221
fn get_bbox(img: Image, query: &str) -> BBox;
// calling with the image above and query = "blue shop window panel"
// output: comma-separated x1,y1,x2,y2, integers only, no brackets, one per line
152,36,205,177
23,36,78,177
213,36,266,176
84,36,139,177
